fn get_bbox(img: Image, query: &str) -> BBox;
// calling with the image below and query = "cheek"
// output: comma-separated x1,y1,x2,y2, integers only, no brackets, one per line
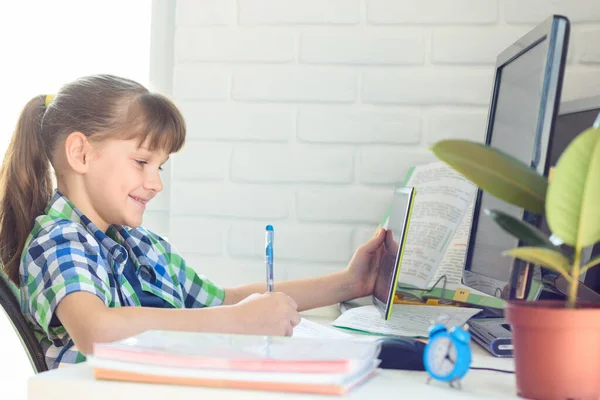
119,166,146,193
90,166,113,188
91,160,136,191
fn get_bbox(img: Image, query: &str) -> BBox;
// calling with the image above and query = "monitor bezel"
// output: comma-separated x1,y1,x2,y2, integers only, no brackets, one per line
462,15,570,301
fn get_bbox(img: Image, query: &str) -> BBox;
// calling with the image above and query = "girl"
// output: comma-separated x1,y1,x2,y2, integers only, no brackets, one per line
0,74,387,370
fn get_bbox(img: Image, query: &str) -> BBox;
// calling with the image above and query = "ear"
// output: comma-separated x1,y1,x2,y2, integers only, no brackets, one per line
64,132,92,174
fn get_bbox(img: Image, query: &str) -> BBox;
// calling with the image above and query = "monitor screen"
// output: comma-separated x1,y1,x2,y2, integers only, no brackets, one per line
540,102,600,295
463,16,569,300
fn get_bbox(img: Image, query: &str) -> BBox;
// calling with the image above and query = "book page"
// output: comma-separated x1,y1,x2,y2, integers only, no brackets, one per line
96,330,378,361
430,202,474,290
293,318,353,339
396,162,476,288
332,305,481,338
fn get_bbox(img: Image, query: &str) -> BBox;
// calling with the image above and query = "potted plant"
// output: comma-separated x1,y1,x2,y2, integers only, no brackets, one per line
430,121,600,400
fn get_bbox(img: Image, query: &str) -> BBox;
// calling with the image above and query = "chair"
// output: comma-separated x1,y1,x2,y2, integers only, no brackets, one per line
0,273,48,372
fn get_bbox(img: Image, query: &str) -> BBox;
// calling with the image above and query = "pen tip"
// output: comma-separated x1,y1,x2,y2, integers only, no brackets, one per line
266,225,273,231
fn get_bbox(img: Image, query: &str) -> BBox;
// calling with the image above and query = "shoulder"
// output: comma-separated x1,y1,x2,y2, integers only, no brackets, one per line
23,218,102,266
28,217,100,248
20,218,111,299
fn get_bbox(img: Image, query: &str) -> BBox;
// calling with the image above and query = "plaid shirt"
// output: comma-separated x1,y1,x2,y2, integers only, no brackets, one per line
19,191,225,369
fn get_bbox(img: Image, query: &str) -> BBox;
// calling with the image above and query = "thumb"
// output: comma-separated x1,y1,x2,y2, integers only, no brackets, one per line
362,228,386,253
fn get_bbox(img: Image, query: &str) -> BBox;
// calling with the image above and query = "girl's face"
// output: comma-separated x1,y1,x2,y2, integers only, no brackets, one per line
84,138,169,231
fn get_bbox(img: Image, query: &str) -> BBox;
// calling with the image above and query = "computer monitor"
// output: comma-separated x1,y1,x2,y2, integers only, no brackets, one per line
462,15,570,301
537,96,600,302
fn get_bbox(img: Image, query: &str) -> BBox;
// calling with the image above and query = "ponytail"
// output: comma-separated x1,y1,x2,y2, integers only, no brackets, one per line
0,96,53,285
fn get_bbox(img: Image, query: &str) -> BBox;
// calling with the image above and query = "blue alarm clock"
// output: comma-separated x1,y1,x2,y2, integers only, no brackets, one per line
423,323,472,388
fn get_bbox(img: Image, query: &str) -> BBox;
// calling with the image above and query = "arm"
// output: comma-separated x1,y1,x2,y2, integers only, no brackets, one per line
27,225,300,356
223,271,359,312
57,290,302,355
223,228,387,311
56,292,241,355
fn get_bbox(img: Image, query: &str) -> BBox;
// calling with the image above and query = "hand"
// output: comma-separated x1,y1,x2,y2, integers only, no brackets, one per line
344,228,389,298
232,292,301,337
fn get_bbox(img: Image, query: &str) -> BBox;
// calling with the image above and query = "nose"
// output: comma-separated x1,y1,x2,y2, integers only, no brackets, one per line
144,169,164,193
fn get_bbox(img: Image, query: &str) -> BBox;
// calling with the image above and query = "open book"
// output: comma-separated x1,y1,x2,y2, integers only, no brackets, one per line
384,162,505,309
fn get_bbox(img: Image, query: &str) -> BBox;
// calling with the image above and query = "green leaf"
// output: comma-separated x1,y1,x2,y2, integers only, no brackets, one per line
546,127,600,247
504,247,571,277
485,209,556,250
431,140,547,214
580,256,600,276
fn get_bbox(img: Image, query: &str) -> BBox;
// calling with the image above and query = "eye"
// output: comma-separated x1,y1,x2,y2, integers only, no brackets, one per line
135,160,147,167
158,166,164,171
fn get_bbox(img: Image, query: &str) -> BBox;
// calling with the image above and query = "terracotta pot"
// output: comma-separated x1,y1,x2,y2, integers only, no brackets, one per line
505,300,600,400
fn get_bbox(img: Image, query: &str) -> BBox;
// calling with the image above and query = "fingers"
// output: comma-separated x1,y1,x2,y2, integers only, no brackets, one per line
361,228,387,254
274,293,300,334
286,294,301,328
385,230,399,254
285,322,294,337
286,295,298,311
385,229,395,246
290,311,301,327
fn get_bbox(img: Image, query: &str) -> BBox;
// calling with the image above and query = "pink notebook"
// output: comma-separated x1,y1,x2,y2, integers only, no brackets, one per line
92,330,381,374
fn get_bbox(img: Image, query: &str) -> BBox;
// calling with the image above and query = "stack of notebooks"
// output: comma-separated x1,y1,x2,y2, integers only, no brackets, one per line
89,330,382,395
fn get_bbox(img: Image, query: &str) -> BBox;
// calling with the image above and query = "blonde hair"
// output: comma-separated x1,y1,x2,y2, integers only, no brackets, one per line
0,74,186,284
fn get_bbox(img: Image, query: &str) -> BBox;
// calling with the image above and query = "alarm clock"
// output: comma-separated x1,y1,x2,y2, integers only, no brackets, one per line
423,323,472,387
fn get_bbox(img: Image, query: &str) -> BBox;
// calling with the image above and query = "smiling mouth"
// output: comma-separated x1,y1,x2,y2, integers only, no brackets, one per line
130,196,149,205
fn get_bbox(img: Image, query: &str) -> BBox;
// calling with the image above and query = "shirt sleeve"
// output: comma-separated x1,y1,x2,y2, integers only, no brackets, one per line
150,232,225,309
21,222,112,340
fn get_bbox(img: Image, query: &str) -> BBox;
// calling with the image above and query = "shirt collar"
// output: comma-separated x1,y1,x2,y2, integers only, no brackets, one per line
45,190,127,264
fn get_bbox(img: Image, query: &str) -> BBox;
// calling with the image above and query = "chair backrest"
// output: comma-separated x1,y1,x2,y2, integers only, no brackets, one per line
0,272,48,373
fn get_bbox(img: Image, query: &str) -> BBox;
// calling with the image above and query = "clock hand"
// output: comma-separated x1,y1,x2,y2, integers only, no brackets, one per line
442,341,456,366
442,341,453,360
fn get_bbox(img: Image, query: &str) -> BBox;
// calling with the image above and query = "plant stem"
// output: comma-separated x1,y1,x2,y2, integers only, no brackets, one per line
567,247,582,308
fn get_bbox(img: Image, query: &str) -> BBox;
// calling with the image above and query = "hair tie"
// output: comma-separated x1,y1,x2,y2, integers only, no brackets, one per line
44,95,55,107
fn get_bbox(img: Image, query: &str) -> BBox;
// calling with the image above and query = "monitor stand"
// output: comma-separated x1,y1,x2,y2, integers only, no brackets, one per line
548,275,600,303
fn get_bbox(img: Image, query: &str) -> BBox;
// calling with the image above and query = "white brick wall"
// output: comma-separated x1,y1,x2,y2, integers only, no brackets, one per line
231,145,355,183
232,68,357,102
362,69,494,105
149,0,600,287
300,30,425,65
238,0,360,25
577,29,600,63
503,0,600,24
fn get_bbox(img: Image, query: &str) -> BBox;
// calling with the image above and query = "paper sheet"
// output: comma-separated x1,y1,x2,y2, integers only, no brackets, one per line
331,305,481,338
396,162,476,288
429,202,474,290
293,318,354,339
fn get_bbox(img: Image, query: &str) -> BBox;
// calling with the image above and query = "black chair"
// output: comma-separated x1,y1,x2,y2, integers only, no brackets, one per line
0,274,48,373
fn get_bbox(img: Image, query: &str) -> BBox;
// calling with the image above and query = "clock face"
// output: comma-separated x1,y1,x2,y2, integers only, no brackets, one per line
426,336,457,377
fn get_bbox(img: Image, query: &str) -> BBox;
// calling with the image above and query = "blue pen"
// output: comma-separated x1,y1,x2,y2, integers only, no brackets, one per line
265,225,274,292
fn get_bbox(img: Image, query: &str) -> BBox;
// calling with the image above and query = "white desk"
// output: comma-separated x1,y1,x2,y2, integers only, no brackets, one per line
28,306,520,400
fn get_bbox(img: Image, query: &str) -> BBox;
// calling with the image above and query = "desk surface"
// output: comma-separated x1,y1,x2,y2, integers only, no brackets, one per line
27,306,520,400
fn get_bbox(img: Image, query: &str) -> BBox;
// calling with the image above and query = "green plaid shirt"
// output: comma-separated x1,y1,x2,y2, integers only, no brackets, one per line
19,191,225,369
